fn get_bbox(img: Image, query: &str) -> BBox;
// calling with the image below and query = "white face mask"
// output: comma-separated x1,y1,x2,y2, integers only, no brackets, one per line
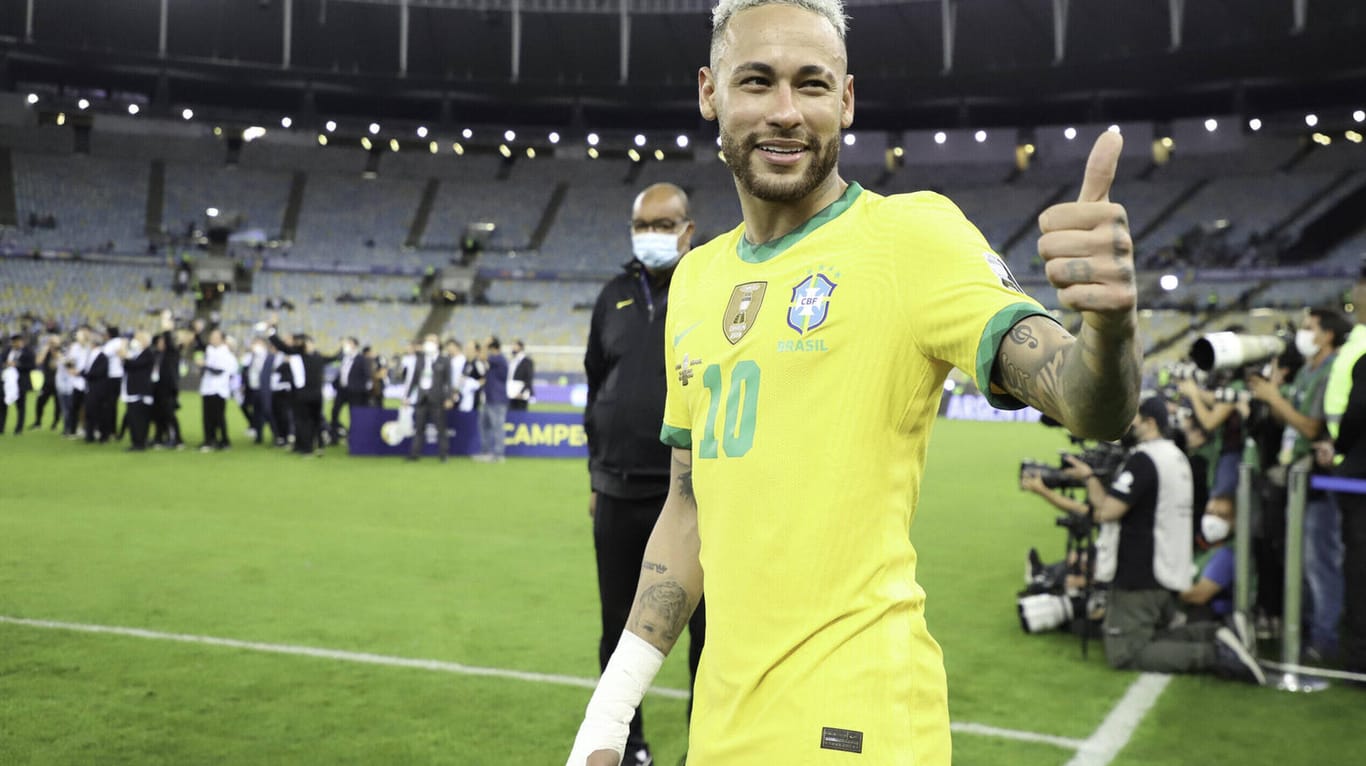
1202,514,1231,544
423,342,438,356
633,232,683,271
1295,328,1320,358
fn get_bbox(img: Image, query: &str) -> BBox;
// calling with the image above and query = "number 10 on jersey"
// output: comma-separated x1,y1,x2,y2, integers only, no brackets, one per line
698,360,760,459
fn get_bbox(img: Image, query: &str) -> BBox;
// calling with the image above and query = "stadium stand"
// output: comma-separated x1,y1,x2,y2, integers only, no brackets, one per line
8,153,148,253
0,258,192,332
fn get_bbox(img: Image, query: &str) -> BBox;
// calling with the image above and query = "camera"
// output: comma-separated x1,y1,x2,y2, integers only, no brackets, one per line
1188,332,1285,373
1019,438,1127,491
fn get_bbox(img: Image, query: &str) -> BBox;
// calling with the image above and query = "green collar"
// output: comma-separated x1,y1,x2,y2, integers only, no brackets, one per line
736,182,863,264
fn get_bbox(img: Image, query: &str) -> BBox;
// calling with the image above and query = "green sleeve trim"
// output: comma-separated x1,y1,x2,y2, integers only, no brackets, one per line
660,424,692,449
973,301,1058,411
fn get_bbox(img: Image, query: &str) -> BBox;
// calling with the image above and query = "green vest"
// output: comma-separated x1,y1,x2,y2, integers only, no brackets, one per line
1325,324,1366,461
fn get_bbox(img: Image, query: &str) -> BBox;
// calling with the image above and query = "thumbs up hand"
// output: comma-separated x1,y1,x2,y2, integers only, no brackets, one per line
1037,131,1136,329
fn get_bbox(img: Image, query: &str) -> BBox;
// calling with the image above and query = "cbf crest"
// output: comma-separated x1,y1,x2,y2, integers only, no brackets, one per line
723,281,767,344
787,272,838,335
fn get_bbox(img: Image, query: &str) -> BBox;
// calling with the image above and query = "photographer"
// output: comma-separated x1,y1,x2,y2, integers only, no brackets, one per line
1248,308,1352,660
1023,398,1264,682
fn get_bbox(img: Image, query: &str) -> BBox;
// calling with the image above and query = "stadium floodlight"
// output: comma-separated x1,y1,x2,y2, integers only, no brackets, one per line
844,134,856,146
325,120,337,132
717,150,725,162
26,93,39,105
1064,126,1077,140
461,128,473,139
361,136,373,150
654,149,664,160
974,130,987,143
634,134,647,147
56,113,65,126
281,116,292,129
1160,274,1179,291
548,131,561,144
389,138,399,152
429,141,439,154
1022,143,1035,155
416,126,428,138
893,146,904,158
77,98,89,110
1204,118,1218,132
182,108,194,120
1346,131,1363,144
1305,113,1319,127
453,142,464,155
1107,124,1121,134
588,147,599,159
1312,132,1331,146
1160,136,1174,149
242,126,267,142
128,104,140,115
587,132,600,146
1248,118,1263,132
628,148,641,162
676,135,689,148
213,126,223,136
1355,110,1365,123
933,131,947,145
526,147,536,159
499,144,512,158
505,129,517,142
206,207,220,218
318,134,328,146
369,122,381,135
716,135,723,147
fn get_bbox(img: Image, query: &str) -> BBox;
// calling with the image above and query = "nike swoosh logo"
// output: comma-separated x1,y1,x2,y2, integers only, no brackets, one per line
673,321,703,348
616,298,635,309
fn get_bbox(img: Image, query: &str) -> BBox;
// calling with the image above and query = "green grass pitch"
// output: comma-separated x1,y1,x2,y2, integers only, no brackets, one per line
1,397,1362,764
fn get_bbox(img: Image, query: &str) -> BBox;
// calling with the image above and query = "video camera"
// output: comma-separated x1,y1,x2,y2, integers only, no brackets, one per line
1188,332,1285,374
1018,438,1128,491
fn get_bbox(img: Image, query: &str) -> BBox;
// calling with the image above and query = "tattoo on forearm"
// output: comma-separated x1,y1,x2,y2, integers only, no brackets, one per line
995,317,1139,438
631,581,692,644
642,560,668,574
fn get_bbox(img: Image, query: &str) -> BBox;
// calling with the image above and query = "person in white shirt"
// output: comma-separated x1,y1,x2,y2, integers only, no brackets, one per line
198,330,239,451
64,327,91,438
507,339,535,412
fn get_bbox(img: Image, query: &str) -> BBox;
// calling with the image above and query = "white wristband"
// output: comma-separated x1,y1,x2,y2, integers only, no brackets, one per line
565,631,666,765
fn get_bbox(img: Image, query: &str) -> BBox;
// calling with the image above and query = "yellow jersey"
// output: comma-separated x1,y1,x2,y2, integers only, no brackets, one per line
660,182,1050,765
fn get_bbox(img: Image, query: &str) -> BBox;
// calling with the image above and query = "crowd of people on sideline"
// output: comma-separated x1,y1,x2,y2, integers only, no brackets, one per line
1,308,536,461
1021,293,1366,687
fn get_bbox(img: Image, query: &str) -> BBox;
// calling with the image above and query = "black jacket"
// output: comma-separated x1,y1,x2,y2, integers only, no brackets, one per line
584,262,674,498
338,353,372,395
269,334,337,402
6,346,35,392
155,331,180,393
406,353,454,403
1336,355,1366,479
123,348,157,399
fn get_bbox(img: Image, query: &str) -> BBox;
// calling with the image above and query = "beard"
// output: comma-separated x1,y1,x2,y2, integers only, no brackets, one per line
720,126,841,203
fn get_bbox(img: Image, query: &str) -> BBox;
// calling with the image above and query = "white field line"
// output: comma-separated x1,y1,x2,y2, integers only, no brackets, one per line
0,615,688,699
1063,673,1171,766
3,615,1138,753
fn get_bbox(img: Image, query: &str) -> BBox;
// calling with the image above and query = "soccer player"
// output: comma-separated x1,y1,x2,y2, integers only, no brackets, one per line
567,0,1140,763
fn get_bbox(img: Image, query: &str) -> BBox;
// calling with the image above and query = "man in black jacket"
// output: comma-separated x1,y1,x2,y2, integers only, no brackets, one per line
151,313,183,448
582,182,707,762
269,328,339,456
508,340,535,411
330,336,370,443
2,333,36,435
82,331,110,443
120,331,157,451
406,333,454,461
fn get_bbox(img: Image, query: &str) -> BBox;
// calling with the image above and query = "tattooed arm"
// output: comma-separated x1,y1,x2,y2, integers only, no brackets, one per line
992,131,1141,440
625,447,703,654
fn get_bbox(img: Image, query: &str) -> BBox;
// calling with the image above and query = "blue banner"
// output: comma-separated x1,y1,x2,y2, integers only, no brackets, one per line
348,407,587,458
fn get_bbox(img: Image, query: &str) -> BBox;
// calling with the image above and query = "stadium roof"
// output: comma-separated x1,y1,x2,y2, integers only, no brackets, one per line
3,0,1364,131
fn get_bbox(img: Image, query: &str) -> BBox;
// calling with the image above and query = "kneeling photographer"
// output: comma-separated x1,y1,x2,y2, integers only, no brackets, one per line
1022,398,1265,684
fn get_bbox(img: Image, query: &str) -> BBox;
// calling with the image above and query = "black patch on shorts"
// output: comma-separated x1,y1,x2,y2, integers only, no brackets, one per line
820,726,863,754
